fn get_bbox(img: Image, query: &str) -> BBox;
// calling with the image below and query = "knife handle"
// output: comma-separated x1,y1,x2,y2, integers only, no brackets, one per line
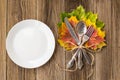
66,49,79,68
64,17,80,45
78,49,83,69
82,49,91,64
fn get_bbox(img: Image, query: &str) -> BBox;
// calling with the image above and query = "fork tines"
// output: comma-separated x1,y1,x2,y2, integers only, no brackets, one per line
85,26,94,37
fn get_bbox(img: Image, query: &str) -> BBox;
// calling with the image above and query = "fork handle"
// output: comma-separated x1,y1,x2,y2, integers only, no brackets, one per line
80,35,89,46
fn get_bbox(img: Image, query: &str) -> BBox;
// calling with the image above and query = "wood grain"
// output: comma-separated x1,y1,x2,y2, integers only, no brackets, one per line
7,0,24,80
65,1,86,80
20,0,37,80
65,0,97,80
0,0,119,80
111,0,120,80
0,0,6,80
36,0,65,80
7,0,37,80
96,0,112,80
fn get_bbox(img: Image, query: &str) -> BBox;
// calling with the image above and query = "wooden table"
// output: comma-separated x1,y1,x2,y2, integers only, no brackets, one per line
0,0,120,80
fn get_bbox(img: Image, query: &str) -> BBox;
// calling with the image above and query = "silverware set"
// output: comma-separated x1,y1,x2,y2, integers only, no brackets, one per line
64,17,95,70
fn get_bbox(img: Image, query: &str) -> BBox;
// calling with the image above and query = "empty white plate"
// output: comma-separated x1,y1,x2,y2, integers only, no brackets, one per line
6,19,55,68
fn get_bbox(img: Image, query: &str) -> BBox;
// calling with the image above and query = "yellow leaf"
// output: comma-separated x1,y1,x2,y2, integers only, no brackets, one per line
58,39,76,51
97,42,106,49
97,28,105,38
58,39,65,47
68,16,79,24
83,19,96,28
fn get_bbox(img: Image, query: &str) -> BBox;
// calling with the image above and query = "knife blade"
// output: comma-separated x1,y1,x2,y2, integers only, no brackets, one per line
64,17,80,45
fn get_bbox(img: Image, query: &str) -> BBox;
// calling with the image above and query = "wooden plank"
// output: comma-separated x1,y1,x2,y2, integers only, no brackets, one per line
64,1,85,80
36,0,65,80
113,0,120,47
20,0,37,80
25,69,36,80
7,0,37,80
64,0,96,80
83,0,97,80
7,0,24,80
111,0,120,80
4,0,120,80
19,0,37,19
0,0,6,80
96,0,112,80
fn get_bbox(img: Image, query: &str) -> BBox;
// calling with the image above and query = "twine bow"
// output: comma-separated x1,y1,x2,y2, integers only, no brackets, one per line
56,41,101,79
65,41,95,69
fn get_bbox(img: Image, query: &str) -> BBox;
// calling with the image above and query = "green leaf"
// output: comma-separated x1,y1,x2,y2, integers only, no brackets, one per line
57,22,62,27
58,5,104,29
70,10,79,16
85,12,92,18
96,20,105,29
85,12,97,22
60,12,70,22
77,5,85,20
68,5,85,20
59,5,85,22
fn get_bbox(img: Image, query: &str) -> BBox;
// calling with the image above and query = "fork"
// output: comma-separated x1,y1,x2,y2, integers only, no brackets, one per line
80,26,94,46
67,26,94,69
78,26,94,69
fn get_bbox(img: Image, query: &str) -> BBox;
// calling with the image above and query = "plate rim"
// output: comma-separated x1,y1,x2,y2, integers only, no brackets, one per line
6,19,55,68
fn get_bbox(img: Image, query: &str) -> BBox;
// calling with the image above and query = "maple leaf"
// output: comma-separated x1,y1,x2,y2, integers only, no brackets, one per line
58,16,78,50
57,5,106,51
85,29,106,50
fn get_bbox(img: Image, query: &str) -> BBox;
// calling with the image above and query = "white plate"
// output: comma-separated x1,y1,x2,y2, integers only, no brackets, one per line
6,19,55,68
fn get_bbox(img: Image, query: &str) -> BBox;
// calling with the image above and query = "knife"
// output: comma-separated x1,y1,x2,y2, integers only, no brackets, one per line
67,49,79,68
82,49,91,64
64,17,80,45
78,49,83,69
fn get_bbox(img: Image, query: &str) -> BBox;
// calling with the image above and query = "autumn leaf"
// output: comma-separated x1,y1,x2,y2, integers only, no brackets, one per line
58,16,78,50
85,29,106,50
57,5,106,51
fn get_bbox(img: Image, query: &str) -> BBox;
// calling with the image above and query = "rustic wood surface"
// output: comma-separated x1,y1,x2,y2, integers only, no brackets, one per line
0,0,120,80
